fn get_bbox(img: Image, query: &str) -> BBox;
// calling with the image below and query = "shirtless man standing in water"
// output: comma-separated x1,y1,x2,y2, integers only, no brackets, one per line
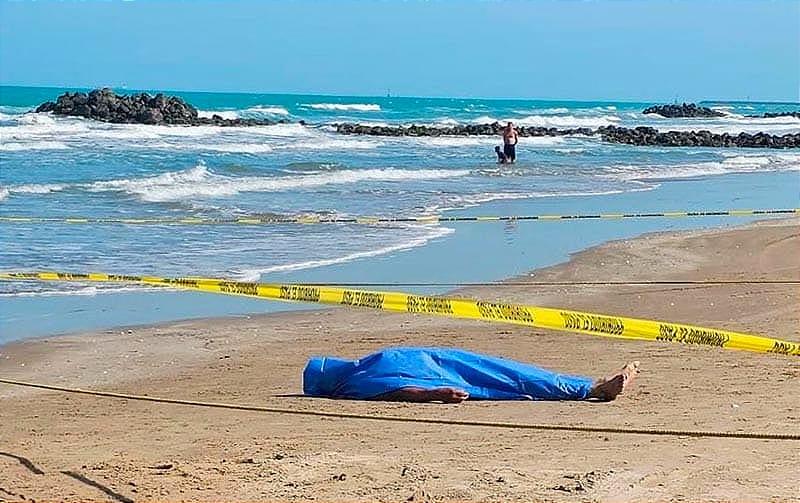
502,122,519,163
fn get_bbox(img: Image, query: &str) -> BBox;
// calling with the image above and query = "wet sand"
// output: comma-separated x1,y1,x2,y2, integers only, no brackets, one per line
1,218,798,502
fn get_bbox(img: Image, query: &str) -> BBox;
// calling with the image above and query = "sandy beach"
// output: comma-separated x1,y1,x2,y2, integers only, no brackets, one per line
1,218,798,502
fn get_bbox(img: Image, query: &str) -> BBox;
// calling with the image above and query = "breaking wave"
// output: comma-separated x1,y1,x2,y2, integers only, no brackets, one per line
603,153,800,181
244,105,290,116
303,103,381,112
0,140,69,151
85,163,470,202
468,114,620,128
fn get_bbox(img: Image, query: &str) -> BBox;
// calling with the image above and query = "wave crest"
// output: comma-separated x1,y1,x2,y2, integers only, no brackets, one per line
514,114,621,128
465,114,619,128
245,105,290,116
86,163,469,202
5,183,67,195
604,153,800,181
0,141,69,151
303,103,381,112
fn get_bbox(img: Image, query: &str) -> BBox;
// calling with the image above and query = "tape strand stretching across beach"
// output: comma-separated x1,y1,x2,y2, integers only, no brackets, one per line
1,377,797,441
1,208,797,226
2,271,798,357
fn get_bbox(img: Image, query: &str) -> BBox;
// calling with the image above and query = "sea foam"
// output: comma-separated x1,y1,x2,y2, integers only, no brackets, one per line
304,103,381,111
86,163,470,202
467,114,620,128
0,284,168,298
6,182,67,195
236,225,454,280
0,141,70,151
604,153,800,182
244,105,290,116
425,186,657,214
513,114,621,128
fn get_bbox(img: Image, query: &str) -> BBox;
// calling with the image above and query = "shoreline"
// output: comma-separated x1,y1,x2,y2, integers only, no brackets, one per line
5,168,800,343
1,218,798,500
2,215,796,348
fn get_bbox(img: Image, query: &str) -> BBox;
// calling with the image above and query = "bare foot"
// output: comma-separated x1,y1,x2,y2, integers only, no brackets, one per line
587,361,640,401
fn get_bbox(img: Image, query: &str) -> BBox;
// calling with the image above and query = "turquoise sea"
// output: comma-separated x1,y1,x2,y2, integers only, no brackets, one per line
1,85,798,342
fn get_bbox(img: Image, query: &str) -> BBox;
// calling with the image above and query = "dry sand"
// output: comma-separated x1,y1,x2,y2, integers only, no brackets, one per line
1,219,799,502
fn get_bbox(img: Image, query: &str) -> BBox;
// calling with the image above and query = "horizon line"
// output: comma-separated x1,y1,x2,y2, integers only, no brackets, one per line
1,83,797,106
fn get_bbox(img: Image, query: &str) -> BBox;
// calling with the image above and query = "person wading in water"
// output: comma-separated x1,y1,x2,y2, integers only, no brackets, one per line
502,121,519,163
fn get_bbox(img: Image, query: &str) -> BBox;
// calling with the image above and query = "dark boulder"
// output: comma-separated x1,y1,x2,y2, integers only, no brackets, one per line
755,111,800,119
334,122,798,149
35,101,56,113
642,103,725,118
35,88,285,127
598,125,799,149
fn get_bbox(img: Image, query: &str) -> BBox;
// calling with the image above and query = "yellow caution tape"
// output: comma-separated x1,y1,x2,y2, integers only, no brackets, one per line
2,271,798,357
0,208,796,226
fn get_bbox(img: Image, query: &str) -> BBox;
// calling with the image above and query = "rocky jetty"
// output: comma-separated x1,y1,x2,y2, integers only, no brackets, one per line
35,88,284,126
757,111,800,119
334,122,799,149
642,103,725,118
335,122,595,138
598,125,798,148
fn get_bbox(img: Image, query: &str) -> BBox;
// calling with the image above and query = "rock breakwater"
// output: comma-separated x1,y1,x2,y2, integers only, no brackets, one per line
334,123,799,148
35,88,283,126
641,103,725,118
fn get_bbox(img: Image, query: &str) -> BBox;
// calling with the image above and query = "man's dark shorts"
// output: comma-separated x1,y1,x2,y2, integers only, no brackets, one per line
503,144,516,160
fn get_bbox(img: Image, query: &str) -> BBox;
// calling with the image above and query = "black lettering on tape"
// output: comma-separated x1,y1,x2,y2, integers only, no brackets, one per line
56,273,90,280
767,341,800,356
476,301,534,324
656,323,729,348
406,295,454,315
560,312,625,336
10,272,39,279
279,285,321,302
657,323,679,342
108,274,142,282
562,312,579,331
165,278,200,288
341,290,385,309
219,281,259,296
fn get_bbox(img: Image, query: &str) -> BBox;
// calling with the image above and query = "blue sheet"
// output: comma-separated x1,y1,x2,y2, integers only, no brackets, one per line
303,347,594,400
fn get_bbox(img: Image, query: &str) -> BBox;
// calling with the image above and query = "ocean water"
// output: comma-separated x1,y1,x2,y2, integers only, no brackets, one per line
1,85,799,342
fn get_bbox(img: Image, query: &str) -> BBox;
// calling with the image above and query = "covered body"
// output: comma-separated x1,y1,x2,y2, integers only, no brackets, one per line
303,347,594,400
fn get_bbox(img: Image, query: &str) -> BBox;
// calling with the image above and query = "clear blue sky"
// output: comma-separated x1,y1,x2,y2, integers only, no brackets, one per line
0,0,797,101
